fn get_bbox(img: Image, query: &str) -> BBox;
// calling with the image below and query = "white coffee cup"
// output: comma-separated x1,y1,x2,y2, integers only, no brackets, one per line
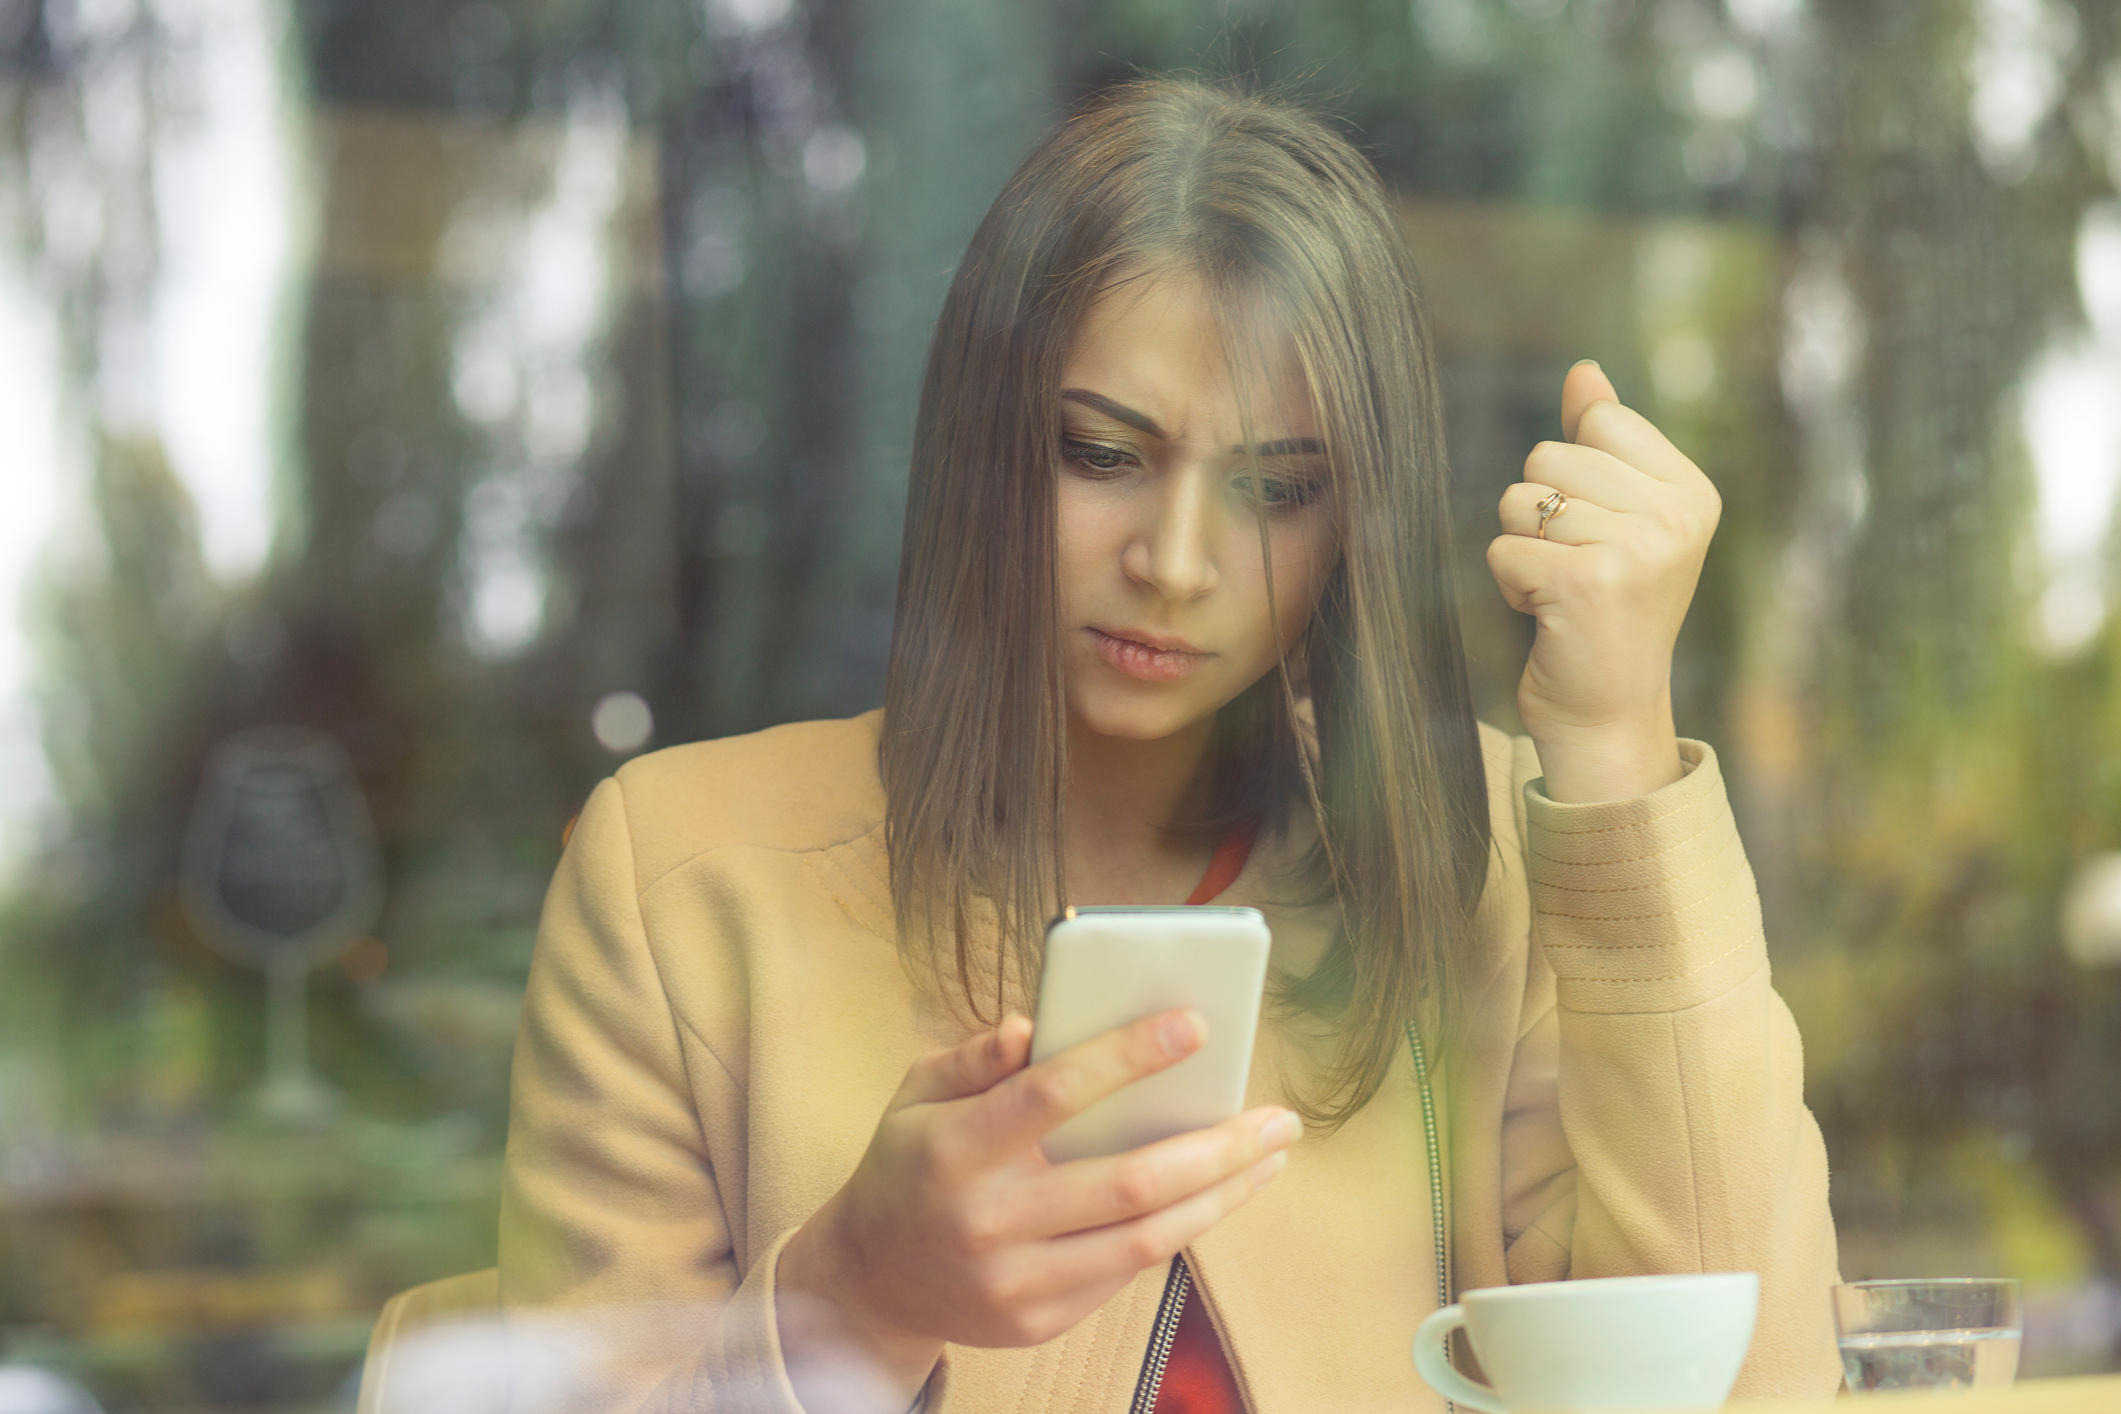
1413,1272,1759,1412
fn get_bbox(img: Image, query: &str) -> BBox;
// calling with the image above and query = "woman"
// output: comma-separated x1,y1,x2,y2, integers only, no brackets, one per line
499,80,1842,1413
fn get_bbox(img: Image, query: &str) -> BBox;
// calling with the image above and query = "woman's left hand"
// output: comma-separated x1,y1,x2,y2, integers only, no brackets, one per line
1486,361,1720,804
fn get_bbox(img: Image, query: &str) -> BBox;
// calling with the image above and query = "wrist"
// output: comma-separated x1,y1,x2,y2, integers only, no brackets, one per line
777,1201,943,1404
1526,704,1682,805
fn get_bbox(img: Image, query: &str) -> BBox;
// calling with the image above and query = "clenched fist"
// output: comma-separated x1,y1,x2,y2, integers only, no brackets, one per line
1486,361,1721,804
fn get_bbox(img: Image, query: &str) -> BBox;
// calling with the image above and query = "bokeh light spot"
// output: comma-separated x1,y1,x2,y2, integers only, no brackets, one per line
591,692,654,754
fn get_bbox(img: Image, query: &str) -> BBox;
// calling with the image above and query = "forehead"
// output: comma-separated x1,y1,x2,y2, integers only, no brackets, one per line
1061,271,1316,441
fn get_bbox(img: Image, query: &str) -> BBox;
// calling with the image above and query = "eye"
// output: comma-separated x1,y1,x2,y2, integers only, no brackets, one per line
1062,438,1132,473
1233,473,1324,509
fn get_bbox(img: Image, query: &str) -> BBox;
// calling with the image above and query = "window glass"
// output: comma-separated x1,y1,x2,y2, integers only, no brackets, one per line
2,0,2118,1405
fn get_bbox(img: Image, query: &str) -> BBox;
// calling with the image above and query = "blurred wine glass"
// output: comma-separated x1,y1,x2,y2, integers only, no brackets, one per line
180,726,383,1122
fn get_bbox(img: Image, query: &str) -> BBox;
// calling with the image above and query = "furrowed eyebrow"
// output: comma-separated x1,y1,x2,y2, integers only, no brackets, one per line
1061,388,1165,439
1061,388,1323,458
1246,438,1326,457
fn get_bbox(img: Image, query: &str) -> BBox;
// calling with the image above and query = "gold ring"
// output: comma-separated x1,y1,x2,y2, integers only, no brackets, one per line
1536,490,1567,540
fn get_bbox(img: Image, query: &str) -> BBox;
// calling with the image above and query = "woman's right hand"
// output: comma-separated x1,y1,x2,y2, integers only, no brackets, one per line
774,1008,1299,1408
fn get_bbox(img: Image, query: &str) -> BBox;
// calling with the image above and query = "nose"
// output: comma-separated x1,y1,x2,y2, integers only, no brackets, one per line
1121,466,1220,603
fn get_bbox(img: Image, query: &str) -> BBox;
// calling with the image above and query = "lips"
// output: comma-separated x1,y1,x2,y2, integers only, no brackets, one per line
1087,626,1213,682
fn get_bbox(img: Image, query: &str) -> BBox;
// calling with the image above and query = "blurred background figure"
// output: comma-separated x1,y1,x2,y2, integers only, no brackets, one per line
0,0,2119,1408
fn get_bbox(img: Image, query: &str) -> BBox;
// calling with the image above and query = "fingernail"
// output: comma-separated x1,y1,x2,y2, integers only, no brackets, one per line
1263,1110,1303,1147
1159,1011,1202,1057
1256,1151,1289,1182
1571,358,1602,372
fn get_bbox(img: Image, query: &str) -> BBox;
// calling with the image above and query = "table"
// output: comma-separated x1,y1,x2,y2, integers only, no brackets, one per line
1735,1374,2121,1412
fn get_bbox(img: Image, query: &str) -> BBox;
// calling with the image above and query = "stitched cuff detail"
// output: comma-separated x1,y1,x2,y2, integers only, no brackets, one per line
1524,741,1767,1014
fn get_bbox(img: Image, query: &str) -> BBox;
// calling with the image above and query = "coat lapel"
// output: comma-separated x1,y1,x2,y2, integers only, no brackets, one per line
1186,854,1446,1414
1186,1010,1442,1413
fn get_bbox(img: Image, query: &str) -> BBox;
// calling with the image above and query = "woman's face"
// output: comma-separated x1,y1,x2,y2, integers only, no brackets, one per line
1055,272,1340,745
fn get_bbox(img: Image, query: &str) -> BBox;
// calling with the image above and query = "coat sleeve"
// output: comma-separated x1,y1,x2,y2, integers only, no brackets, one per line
496,776,814,1414
1493,738,1845,1402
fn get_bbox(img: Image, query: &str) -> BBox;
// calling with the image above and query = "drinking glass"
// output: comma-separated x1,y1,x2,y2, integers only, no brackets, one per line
1832,1279,2022,1393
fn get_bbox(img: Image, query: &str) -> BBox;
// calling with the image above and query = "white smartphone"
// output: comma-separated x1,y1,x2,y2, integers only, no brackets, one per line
1029,905,1272,1164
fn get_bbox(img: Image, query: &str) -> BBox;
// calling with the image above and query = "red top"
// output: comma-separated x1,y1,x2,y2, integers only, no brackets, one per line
1154,823,1259,1414
1186,824,1257,910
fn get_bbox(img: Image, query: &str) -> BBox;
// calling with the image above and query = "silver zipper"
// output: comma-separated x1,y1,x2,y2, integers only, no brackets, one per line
1130,1251,1192,1413
1408,1016,1453,1413
1127,1028,1450,1414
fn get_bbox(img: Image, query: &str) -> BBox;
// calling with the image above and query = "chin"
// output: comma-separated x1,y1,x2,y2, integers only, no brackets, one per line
1069,687,1216,743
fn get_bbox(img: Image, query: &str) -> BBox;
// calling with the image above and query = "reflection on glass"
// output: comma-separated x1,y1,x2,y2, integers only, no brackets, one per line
180,726,382,1121
0,0,2117,1405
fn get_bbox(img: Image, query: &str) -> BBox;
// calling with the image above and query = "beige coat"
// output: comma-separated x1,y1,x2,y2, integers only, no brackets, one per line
498,711,1843,1412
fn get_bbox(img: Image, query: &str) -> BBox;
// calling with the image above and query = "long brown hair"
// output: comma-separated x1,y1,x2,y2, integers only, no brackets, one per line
880,78,1491,1127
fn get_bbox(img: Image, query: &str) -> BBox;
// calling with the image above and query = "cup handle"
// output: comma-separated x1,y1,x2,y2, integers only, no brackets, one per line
1414,1304,1506,1413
